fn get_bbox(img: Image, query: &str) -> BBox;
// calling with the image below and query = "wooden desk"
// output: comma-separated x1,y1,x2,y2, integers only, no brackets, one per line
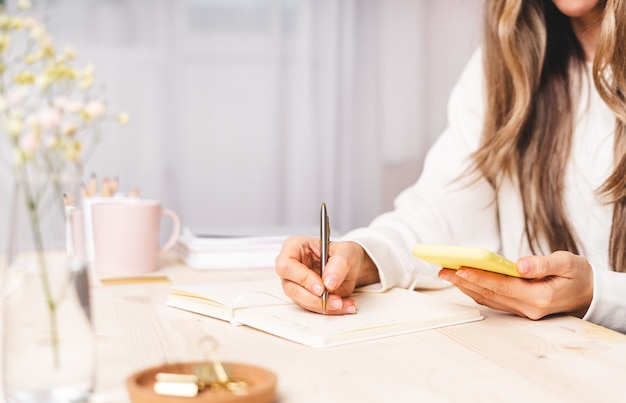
90,257,626,403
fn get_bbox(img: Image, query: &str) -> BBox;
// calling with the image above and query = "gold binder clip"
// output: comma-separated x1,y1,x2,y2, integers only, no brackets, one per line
152,336,249,397
194,336,249,396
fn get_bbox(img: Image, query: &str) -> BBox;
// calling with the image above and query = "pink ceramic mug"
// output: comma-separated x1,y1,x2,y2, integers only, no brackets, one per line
91,200,180,275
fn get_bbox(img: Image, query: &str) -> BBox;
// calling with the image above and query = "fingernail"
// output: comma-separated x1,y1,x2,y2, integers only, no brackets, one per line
456,269,468,279
346,304,357,314
312,284,324,296
330,299,342,310
324,274,338,290
518,258,531,275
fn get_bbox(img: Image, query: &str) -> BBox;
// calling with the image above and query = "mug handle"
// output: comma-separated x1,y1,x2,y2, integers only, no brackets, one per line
159,208,181,253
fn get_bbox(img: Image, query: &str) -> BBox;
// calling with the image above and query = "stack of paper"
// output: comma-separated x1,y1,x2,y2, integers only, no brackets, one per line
175,227,287,270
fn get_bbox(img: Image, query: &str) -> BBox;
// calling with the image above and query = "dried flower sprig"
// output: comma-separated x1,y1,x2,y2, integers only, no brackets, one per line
0,0,129,371
0,0,128,176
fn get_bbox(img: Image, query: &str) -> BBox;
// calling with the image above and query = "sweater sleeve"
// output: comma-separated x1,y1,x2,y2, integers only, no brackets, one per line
583,266,626,333
342,49,502,291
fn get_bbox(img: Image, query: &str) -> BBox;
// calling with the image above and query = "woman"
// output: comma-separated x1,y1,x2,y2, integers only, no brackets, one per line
275,0,626,333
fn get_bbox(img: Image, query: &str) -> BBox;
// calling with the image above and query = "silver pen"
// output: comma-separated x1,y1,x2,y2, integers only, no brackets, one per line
320,202,330,314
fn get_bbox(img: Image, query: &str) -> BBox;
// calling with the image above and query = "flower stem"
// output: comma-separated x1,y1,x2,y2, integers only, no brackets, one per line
21,176,61,369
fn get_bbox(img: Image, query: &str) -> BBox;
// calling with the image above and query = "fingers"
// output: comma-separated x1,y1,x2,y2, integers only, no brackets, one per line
438,251,594,320
321,251,355,296
275,236,323,293
451,283,527,317
446,272,534,318
280,279,357,314
439,267,525,300
517,251,579,279
440,267,551,319
275,236,358,315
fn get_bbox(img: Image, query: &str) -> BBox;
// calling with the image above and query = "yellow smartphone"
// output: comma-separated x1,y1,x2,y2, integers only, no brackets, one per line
412,244,521,277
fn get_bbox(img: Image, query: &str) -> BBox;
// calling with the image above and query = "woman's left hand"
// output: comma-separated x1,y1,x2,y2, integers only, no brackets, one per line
438,250,594,319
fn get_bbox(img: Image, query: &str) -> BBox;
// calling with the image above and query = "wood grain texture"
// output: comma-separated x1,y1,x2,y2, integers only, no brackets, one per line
83,259,626,402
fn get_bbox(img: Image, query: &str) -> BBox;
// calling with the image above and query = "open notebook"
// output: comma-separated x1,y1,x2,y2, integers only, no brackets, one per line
167,279,483,348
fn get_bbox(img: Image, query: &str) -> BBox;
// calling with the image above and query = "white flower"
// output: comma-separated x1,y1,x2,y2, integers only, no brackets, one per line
21,16,36,29
61,121,77,137
53,96,68,109
42,132,56,148
18,132,38,152
6,116,23,137
79,64,95,89
7,87,29,107
37,107,61,131
36,73,50,89
84,101,106,119
82,64,95,76
63,45,75,59
65,99,83,113
30,24,45,41
24,114,39,131
17,0,32,11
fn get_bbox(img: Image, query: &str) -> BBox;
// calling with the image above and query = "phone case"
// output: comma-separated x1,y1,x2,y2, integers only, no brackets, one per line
412,244,520,277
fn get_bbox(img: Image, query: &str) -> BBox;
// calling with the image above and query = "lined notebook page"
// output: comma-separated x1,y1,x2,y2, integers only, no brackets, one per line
167,279,483,348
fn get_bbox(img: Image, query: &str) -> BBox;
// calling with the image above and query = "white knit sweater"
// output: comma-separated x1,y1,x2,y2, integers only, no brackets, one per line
343,49,626,333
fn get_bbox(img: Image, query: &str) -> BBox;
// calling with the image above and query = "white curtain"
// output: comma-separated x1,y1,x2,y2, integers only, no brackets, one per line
0,0,481,244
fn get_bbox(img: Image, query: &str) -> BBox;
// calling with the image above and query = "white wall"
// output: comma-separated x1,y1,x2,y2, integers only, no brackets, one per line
379,0,483,211
0,0,482,248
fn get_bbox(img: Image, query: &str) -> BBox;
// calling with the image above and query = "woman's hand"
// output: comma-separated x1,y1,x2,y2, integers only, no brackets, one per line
274,236,380,315
438,250,594,319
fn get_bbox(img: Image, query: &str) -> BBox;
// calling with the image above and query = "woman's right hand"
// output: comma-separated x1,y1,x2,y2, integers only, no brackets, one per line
274,236,380,315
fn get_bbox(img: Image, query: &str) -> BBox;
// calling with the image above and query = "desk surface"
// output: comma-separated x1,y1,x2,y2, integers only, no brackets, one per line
89,256,626,403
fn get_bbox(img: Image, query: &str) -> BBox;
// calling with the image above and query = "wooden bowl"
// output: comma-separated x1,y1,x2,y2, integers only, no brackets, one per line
126,361,277,403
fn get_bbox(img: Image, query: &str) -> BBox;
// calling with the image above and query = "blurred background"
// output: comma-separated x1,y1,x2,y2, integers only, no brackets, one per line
0,0,482,244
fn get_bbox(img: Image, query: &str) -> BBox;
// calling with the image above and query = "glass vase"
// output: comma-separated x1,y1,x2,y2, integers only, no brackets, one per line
2,174,95,403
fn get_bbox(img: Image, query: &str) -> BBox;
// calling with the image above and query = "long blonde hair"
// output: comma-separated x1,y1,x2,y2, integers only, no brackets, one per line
474,0,626,271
